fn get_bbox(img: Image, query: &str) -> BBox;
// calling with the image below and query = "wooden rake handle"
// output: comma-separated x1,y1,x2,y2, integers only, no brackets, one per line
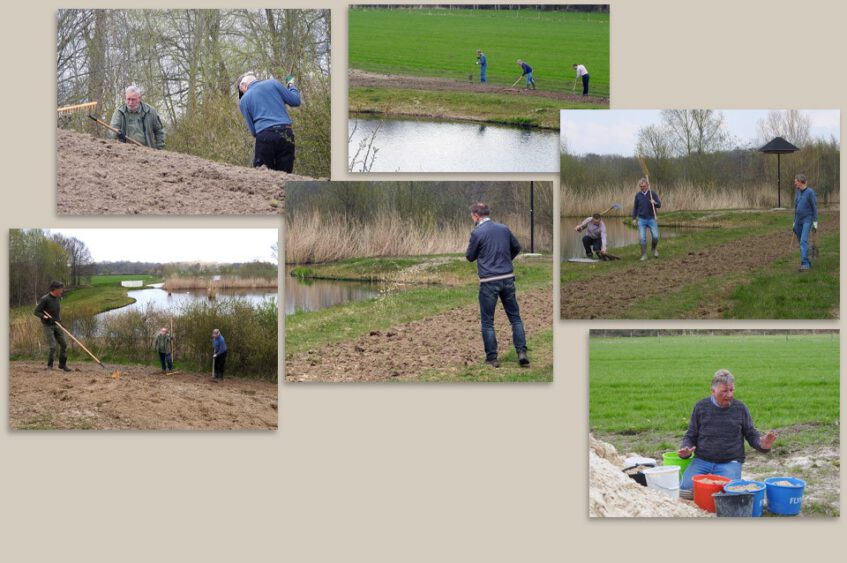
87,115,147,148
43,312,105,366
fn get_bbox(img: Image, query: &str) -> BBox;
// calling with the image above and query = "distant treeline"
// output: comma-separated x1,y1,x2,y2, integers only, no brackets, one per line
95,261,278,280
286,181,554,263
355,5,609,12
591,329,838,338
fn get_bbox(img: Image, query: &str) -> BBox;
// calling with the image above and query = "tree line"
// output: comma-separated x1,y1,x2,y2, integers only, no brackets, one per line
562,110,840,204
57,9,330,177
9,230,92,308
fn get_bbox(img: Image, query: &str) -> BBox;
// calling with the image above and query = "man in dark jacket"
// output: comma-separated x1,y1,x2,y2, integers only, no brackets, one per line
238,71,301,173
32,281,71,371
465,202,529,368
793,174,818,271
677,369,777,491
154,327,174,373
632,177,661,261
109,85,165,149
211,328,228,382
516,59,536,89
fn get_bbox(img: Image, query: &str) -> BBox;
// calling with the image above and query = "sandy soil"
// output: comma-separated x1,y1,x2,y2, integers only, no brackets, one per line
9,361,277,430
561,216,840,319
56,128,314,215
349,69,609,104
285,285,553,382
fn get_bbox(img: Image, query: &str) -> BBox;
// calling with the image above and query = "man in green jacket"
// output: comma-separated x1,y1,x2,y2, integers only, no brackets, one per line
154,327,174,373
32,281,71,372
109,85,165,149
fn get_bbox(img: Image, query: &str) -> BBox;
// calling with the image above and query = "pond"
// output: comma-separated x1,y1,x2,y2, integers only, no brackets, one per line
285,276,384,315
560,217,682,260
96,285,277,320
348,117,560,172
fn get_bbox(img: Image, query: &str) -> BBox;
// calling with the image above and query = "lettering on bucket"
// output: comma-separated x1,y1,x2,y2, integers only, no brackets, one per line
790,498,802,504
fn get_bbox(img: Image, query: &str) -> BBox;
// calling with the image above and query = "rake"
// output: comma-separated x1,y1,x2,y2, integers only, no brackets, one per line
57,100,147,148
636,155,657,219
42,312,124,378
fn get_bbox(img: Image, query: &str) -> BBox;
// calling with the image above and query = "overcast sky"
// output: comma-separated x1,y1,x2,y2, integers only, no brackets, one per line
50,229,278,263
560,109,840,156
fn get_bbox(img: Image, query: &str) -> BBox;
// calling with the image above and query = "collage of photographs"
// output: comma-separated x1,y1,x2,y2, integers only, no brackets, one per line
2,2,843,544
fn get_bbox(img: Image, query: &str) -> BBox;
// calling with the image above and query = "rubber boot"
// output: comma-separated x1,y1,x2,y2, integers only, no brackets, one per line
640,243,648,261
58,358,72,373
652,240,659,258
47,352,54,370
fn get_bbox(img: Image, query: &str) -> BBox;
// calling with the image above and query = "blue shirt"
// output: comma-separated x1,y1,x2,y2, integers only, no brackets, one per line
794,187,817,222
466,219,521,280
520,62,532,75
632,189,661,219
213,335,228,355
239,79,301,136
478,53,487,67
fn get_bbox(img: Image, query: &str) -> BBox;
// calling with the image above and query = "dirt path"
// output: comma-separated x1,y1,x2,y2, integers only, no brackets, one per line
9,361,277,430
57,128,313,215
349,69,609,104
285,285,553,382
561,217,839,319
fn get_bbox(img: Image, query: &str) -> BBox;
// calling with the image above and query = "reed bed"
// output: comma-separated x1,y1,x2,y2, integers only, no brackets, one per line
285,211,551,264
560,181,796,216
163,276,278,292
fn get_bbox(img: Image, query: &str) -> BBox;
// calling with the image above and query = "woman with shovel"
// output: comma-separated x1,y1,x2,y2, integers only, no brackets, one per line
211,329,228,382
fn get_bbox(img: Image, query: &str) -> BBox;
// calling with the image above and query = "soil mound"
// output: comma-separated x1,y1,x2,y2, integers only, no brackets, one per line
589,436,708,517
56,128,313,215
9,361,277,430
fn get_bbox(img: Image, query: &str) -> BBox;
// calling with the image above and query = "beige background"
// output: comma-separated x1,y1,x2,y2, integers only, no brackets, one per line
1,0,844,561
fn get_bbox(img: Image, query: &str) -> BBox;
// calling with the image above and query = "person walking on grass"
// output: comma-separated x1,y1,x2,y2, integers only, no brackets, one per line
572,63,590,95
632,177,661,261
677,369,777,494
793,174,818,272
211,328,228,382
466,202,529,369
516,59,536,90
575,213,608,259
237,71,301,173
476,50,487,83
154,327,174,374
109,85,165,149
32,281,71,372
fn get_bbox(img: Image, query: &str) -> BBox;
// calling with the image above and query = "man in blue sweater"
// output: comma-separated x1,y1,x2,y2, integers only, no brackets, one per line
632,177,661,261
238,72,301,173
476,50,487,83
792,174,818,271
211,328,228,382
516,59,536,89
677,369,777,492
465,202,529,369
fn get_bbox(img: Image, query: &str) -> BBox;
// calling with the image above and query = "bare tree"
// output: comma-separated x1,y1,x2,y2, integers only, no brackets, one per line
661,110,730,156
757,110,812,147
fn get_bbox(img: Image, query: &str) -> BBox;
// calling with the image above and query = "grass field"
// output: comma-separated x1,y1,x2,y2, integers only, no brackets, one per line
349,7,610,96
591,333,840,515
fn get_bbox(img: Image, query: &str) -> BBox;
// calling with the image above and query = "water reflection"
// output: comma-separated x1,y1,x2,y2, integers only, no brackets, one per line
348,118,559,172
285,277,383,315
96,286,277,319
560,217,680,260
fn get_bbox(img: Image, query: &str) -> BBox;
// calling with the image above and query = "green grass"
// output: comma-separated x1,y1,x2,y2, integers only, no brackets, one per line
349,7,610,96
561,210,840,319
285,254,552,357
590,334,840,455
350,88,606,129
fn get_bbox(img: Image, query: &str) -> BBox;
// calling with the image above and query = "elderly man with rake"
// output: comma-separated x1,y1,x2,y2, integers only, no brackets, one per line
792,174,818,272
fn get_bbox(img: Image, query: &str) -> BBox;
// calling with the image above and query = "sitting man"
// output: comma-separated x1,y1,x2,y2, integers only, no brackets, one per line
678,369,777,492
574,213,607,259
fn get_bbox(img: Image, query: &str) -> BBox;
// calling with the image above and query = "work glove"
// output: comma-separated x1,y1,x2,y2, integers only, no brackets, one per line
284,74,295,88
117,131,126,143
813,221,818,231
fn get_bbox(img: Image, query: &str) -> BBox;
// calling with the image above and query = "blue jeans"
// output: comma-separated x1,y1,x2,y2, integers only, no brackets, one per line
525,72,535,87
478,278,527,361
159,352,173,371
480,65,487,83
582,235,601,256
636,217,659,245
680,457,743,490
794,218,813,268
581,73,590,95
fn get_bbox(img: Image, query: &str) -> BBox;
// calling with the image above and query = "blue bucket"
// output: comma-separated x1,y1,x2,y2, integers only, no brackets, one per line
764,477,806,516
723,480,766,517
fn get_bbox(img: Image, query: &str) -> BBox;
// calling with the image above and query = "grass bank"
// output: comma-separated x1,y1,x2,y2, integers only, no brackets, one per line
350,7,609,95
285,253,552,356
351,89,604,129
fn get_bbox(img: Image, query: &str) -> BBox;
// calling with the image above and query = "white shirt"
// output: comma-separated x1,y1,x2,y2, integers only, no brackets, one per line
575,64,588,77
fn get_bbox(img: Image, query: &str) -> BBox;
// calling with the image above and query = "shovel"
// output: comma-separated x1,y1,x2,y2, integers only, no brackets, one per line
600,203,622,216
42,312,123,378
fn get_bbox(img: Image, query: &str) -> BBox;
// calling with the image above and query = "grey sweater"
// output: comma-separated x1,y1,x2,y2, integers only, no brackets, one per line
681,398,768,463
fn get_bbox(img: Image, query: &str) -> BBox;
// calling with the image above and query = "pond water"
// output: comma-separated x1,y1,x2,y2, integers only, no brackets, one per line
96,286,277,320
560,217,682,260
285,276,384,315
348,117,560,172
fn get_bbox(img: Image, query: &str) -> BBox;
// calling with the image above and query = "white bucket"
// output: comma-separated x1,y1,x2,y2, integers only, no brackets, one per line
643,466,681,499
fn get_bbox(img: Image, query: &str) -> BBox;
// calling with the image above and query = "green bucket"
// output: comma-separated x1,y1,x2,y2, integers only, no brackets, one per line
662,452,693,482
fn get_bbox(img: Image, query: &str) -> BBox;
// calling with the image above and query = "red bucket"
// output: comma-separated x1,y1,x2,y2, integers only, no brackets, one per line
693,474,732,512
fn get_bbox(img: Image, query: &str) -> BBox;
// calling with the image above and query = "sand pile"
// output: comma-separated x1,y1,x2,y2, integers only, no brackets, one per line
589,435,708,517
